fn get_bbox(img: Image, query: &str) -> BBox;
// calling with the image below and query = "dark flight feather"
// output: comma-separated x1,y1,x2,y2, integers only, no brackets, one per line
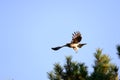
71,31,82,43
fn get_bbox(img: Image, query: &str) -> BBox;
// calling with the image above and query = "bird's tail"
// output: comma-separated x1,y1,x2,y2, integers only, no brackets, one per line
51,45,66,51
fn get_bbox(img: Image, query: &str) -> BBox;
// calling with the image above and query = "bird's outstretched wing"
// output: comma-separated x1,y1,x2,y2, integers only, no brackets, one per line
71,31,82,43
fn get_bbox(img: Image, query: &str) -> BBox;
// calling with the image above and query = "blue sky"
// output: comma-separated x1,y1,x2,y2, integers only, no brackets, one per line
0,0,120,80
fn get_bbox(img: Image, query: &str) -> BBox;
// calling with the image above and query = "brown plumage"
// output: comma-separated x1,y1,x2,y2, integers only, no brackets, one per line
51,31,86,52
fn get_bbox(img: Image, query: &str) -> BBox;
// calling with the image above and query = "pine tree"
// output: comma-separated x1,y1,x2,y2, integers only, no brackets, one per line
48,49,119,80
116,45,120,58
89,49,118,80
48,56,88,80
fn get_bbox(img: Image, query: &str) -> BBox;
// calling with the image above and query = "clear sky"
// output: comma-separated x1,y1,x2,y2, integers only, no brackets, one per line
0,0,120,80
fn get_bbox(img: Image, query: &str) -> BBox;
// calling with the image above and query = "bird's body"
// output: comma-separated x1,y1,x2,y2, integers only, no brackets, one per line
70,43,79,52
51,31,86,52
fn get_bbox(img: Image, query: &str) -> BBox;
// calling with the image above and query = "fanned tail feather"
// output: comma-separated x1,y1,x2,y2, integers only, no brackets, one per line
51,46,63,51
51,45,66,51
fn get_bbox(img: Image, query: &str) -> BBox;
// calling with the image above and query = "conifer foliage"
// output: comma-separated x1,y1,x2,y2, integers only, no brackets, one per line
48,56,88,80
90,49,118,80
117,45,120,58
48,49,119,80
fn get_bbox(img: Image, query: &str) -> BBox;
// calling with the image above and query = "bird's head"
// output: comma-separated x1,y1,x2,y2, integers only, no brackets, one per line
78,43,87,48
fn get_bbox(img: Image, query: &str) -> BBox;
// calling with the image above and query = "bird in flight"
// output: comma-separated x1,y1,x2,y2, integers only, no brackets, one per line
51,31,86,52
